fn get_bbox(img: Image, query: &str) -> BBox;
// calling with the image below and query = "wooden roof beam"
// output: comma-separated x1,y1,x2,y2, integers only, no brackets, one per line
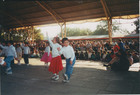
103,0,111,17
36,1,61,25
100,0,111,20
42,1,65,23
0,10,25,27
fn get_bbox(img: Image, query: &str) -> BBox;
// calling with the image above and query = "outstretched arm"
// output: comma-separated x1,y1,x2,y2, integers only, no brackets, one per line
0,44,8,49
46,32,54,48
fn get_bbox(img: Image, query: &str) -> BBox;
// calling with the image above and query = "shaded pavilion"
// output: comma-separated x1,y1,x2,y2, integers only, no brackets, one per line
0,0,139,43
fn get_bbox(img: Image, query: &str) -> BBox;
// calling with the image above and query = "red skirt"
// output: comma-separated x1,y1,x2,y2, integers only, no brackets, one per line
48,56,63,74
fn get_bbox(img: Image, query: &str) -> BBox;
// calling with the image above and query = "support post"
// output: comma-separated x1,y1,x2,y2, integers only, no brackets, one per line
108,18,112,44
60,24,63,39
64,22,66,38
31,26,34,43
100,0,112,44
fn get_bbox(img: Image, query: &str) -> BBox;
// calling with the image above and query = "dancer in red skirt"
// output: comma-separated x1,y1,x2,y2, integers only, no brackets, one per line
46,33,63,81
40,41,52,67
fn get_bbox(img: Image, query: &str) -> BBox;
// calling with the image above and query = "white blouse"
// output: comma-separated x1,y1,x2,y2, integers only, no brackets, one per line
47,37,62,58
45,46,50,56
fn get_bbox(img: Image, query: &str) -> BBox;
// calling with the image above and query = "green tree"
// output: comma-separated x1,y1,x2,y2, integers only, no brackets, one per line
59,28,93,37
34,29,44,41
0,28,44,42
92,20,120,35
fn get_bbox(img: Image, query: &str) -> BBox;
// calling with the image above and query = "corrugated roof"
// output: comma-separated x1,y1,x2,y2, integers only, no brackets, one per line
0,0,139,28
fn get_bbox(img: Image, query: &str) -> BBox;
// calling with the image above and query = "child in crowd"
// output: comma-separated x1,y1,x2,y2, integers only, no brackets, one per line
16,44,22,65
102,51,107,62
57,38,76,83
79,51,84,60
75,50,79,60
21,42,30,66
88,51,92,60
46,33,63,81
91,52,96,60
0,40,17,74
84,51,88,60
95,52,101,61
41,41,52,67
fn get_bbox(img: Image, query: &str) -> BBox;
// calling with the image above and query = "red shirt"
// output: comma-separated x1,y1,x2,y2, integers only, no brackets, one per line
113,45,120,53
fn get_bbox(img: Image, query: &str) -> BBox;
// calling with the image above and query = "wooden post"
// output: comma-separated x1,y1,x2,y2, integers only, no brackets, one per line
108,18,112,44
60,24,63,39
100,0,112,44
31,26,34,43
64,22,66,38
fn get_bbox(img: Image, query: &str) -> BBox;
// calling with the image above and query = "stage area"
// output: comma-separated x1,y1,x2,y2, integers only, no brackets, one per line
1,58,140,95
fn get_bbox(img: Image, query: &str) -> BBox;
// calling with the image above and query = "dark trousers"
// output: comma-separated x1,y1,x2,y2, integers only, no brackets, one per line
24,54,29,64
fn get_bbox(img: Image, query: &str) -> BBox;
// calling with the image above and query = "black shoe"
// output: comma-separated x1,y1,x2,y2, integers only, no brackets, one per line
103,64,110,67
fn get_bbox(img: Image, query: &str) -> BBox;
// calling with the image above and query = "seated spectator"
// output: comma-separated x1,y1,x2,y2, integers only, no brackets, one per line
102,51,107,62
84,51,88,60
132,51,139,63
91,52,96,60
110,50,116,59
75,50,80,60
95,52,101,61
113,43,120,54
88,51,92,59
79,51,85,60
105,50,112,62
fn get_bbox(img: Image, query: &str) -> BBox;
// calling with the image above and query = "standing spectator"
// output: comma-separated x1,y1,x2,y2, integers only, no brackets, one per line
118,39,125,51
21,42,30,66
16,44,22,65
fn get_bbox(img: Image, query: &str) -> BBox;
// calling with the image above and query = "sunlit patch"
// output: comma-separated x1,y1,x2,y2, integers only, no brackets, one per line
129,63,140,72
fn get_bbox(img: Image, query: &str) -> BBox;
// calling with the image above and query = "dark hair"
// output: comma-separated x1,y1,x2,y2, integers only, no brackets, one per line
119,39,122,42
46,41,49,45
7,40,13,45
25,42,28,45
62,38,69,43
17,44,20,47
54,37,60,44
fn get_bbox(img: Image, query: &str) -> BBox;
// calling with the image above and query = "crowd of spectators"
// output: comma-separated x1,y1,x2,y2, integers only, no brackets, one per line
0,39,139,66
69,39,139,63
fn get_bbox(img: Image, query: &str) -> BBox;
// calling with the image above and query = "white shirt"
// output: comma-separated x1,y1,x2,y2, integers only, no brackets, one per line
47,37,62,58
59,45,75,61
45,46,50,56
21,44,30,54
0,45,17,58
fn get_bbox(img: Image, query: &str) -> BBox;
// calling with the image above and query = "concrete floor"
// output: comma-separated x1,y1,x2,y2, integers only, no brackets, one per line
1,58,140,95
